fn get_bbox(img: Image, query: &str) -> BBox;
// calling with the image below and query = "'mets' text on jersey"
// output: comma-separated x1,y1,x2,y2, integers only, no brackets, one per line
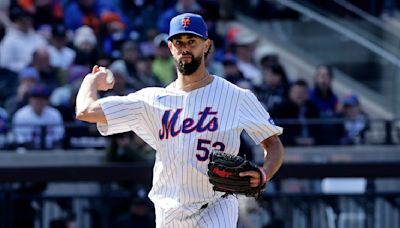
159,107,218,140
96,76,282,209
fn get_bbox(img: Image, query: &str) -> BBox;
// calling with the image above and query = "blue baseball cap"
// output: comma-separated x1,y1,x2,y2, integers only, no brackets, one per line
343,94,360,106
168,13,208,40
30,84,51,98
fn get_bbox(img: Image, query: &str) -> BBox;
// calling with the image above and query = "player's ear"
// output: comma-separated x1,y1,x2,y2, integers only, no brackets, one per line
168,41,173,51
204,39,212,54
204,39,213,55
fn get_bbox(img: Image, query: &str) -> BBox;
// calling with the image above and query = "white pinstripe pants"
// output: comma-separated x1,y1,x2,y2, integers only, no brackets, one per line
155,195,238,228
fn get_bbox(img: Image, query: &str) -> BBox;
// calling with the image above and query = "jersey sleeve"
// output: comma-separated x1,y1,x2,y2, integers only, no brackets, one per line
239,90,283,144
96,94,145,136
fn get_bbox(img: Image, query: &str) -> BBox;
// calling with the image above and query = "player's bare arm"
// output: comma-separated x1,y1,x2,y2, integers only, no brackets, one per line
240,135,285,187
75,65,115,124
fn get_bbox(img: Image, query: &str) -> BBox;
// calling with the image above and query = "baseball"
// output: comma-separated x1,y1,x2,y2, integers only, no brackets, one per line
106,69,114,84
99,66,114,84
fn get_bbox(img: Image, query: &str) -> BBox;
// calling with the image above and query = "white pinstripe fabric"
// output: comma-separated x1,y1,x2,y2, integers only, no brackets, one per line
97,76,282,227
155,194,238,228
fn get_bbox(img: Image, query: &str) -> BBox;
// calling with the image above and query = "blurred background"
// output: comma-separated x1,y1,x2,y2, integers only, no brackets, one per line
1,0,400,227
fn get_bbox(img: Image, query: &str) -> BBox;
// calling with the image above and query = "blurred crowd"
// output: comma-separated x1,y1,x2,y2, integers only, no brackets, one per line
0,0,369,152
0,1,375,227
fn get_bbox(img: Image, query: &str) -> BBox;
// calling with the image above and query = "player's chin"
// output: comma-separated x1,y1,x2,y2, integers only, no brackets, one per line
178,62,193,69
179,58,193,63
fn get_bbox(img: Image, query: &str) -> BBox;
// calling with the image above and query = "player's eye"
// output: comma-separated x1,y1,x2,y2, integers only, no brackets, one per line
188,40,195,45
174,40,182,47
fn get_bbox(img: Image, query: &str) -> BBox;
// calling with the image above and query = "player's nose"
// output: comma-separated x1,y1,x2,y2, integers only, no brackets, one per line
180,48,189,54
180,42,192,51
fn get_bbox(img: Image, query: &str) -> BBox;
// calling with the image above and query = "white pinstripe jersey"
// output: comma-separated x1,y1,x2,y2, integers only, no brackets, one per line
97,76,282,210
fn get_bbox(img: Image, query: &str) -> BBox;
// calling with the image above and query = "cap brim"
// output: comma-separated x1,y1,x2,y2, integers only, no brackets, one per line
168,31,207,40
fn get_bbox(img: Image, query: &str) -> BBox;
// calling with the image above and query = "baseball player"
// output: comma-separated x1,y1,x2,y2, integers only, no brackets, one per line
76,13,285,228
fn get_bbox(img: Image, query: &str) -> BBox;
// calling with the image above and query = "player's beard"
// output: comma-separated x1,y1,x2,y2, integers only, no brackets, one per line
175,53,202,76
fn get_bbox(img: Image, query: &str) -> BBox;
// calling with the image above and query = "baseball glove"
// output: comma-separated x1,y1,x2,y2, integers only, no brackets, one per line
207,151,267,197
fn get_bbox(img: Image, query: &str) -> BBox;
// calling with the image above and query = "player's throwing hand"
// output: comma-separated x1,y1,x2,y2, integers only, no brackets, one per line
91,65,115,91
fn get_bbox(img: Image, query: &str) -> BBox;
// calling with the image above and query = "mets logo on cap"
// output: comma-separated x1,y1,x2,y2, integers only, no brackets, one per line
168,13,208,40
182,16,191,28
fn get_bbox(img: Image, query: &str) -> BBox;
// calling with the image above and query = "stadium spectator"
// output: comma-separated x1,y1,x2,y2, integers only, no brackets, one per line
112,187,155,228
205,45,224,77
255,46,300,81
254,63,290,111
0,66,18,106
117,0,158,33
98,10,129,59
108,40,143,90
96,52,113,69
12,84,64,150
309,64,343,145
339,94,369,145
138,28,158,57
0,106,7,148
0,106,8,134
0,19,5,42
5,67,39,115
63,0,103,32
48,24,76,69
222,54,252,89
106,132,155,190
16,0,64,29
72,26,98,67
259,52,280,70
310,65,339,117
270,79,320,146
30,47,62,90
199,2,224,52
50,66,89,149
106,132,155,163
106,132,155,228
135,56,161,88
108,56,159,94
151,33,175,86
0,6,47,72
0,0,10,41
157,0,206,34
50,65,90,107
232,29,262,86
52,80,98,150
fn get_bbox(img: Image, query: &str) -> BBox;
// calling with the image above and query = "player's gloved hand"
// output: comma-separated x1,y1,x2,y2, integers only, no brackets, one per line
239,167,267,188
207,151,267,197
90,65,115,91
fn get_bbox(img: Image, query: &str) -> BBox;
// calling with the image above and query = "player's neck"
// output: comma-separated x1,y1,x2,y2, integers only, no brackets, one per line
174,67,213,92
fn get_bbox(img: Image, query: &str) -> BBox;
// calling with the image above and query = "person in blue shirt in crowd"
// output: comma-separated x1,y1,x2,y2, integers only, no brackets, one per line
309,64,343,145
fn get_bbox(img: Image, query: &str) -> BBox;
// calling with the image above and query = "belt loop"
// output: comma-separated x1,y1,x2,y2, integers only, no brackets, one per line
200,193,230,210
200,203,208,210
221,193,229,198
